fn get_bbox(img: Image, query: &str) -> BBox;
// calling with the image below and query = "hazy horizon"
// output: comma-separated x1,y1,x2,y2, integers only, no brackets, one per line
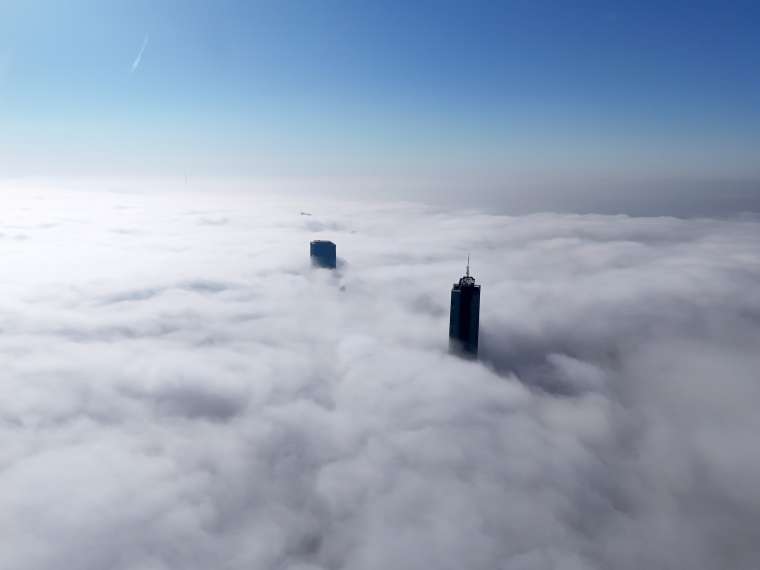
3,174,760,218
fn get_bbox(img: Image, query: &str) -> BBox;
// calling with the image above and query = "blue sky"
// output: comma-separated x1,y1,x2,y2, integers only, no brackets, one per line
1,0,759,201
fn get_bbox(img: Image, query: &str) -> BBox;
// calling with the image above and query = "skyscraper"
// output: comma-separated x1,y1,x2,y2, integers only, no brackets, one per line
449,258,480,356
310,240,337,269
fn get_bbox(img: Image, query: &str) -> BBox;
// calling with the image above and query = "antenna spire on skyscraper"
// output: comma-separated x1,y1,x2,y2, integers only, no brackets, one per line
466,254,470,277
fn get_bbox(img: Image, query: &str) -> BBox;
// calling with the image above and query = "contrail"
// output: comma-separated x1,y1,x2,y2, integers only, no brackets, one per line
131,35,149,73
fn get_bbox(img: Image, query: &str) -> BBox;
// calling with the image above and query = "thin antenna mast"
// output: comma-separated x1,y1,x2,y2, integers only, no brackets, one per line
466,255,470,277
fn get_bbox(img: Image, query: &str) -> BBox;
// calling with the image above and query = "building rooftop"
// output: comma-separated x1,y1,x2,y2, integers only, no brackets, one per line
455,256,478,288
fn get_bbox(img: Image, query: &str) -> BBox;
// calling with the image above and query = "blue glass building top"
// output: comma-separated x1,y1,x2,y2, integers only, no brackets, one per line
310,240,337,269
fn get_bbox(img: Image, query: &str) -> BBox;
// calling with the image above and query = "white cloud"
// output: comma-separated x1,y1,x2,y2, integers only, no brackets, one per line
0,184,759,569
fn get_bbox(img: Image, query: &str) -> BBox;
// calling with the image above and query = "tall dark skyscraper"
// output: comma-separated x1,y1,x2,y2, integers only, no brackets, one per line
449,258,480,357
310,240,337,269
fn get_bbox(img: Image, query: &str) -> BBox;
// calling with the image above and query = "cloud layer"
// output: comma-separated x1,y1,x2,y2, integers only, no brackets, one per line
0,186,759,570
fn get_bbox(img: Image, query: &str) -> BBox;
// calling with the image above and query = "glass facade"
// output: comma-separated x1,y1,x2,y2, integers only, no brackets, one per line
449,274,480,356
310,240,337,269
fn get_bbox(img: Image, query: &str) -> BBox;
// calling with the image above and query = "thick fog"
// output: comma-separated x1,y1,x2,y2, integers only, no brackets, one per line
1,185,759,570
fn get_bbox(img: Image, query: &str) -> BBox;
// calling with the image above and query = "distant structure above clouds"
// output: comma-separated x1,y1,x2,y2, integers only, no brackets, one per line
449,257,480,357
310,240,337,269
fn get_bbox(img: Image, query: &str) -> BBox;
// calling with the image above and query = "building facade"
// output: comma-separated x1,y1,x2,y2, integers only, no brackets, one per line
449,262,480,356
310,240,337,269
